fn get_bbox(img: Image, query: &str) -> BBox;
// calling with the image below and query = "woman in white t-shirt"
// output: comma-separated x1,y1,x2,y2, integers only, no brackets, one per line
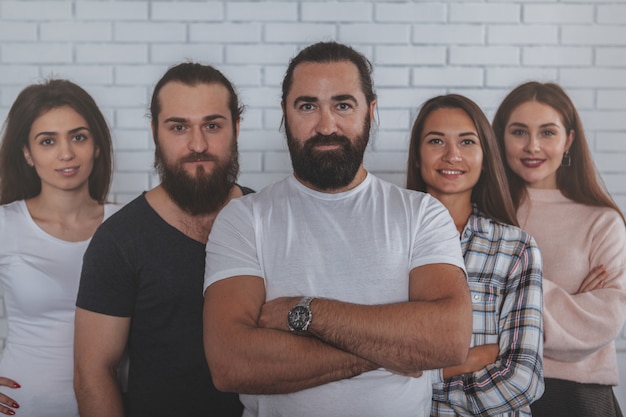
0,79,117,416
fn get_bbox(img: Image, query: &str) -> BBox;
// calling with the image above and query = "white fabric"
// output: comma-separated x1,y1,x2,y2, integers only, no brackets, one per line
0,200,118,417
205,174,466,417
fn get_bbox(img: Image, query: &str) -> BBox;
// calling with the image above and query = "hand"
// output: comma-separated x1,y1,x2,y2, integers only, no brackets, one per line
442,344,499,379
0,377,20,416
578,265,608,293
258,296,303,331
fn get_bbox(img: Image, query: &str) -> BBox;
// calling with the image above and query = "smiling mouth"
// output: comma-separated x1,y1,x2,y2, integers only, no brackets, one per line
57,166,79,174
521,159,545,167
439,169,464,175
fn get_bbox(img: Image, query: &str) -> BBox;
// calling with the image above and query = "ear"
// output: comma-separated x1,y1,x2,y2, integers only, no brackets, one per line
368,99,376,121
234,118,241,139
565,129,575,153
94,146,101,159
22,146,34,167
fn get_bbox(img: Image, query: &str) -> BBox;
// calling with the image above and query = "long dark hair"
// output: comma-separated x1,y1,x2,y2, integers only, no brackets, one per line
492,81,625,224
407,94,518,226
0,79,112,204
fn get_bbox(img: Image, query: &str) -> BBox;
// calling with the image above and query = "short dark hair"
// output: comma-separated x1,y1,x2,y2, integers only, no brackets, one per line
150,62,243,139
407,94,518,226
281,41,376,106
0,79,112,204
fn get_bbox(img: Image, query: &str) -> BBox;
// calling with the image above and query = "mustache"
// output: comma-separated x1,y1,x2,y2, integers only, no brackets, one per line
178,152,220,164
305,134,351,148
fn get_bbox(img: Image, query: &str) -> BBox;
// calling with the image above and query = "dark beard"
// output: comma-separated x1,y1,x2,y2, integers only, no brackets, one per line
155,142,239,215
286,118,370,191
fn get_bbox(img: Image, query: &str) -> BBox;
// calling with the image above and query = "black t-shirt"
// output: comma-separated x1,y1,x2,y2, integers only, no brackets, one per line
77,189,252,417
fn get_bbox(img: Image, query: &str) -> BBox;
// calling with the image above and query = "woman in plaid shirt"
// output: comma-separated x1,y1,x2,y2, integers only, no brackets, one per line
406,94,544,416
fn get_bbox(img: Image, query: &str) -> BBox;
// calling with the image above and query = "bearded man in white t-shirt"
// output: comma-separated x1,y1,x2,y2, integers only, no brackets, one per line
203,41,473,417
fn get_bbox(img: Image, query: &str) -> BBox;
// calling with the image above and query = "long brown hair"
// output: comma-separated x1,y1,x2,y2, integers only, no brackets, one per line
0,79,112,204
492,81,625,224
407,94,518,226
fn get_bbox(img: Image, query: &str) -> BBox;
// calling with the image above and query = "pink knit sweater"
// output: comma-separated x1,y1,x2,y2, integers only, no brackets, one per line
518,188,626,385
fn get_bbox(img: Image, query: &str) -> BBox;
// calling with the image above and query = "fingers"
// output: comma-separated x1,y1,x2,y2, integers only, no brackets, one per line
0,378,20,415
578,265,608,293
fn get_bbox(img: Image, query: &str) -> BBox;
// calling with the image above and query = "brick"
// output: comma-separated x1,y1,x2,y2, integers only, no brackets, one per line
488,25,558,45
563,26,626,46
375,3,445,23
88,86,148,108
0,66,40,86
239,129,286,151
114,65,168,86
263,152,291,172
581,110,626,130
412,24,484,45
2,44,72,64
375,46,445,65
373,67,410,87
561,68,626,88
264,109,284,130
0,1,71,19
593,153,626,173
376,87,444,109
265,23,336,43
486,68,558,88
41,22,112,42
227,2,297,21
190,23,261,43
218,65,263,87
598,5,626,24
411,67,484,88
116,108,153,130
596,48,626,67
240,108,264,130
239,86,282,108
598,90,626,110
596,133,626,152
603,173,626,193
152,2,224,21
0,22,37,41
265,65,289,87
301,2,373,22
239,152,263,172
523,4,593,24
115,23,186,42
377,109,411,132
450,4,520,24
115,150,155,172
41,65,114,85
340,24,410,44
113,130,153,151
110,172,151,193
451,46,519,66
238,172,287,191
371,130,410,152
150,44,223,65
76,1,148,20
365,151,407,171
226,45,295,65
76,44,148,64
523,47,592,66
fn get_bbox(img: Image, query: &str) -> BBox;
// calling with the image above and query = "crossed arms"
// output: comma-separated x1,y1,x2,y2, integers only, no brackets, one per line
203,262,472,395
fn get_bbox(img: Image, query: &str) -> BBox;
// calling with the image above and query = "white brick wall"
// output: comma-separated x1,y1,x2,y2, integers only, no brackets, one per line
1,0,625,406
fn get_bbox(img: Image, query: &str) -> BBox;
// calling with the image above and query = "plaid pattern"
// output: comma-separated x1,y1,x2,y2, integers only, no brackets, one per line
432,206,544,417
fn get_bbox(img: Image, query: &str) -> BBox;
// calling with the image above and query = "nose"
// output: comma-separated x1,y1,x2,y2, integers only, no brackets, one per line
524,135,541,153
189,126,209,154
58,140,75,161
315,108,337,136
442,144,461,163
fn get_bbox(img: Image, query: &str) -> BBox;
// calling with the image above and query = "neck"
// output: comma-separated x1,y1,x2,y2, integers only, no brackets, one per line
430,192,472,235
27,186,99,220
146,184,242,244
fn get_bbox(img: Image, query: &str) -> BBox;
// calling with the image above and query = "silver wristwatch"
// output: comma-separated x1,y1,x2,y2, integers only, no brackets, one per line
287,296,314,334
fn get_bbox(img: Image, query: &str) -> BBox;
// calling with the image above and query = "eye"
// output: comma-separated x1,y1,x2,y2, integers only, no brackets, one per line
426,138,443,145
542,129,556,137
40,137,54,146
171,124,186,132
337,103,352,111
299,103,315,111
510,129,526,136
206,122,219,130
461,138,477,146
73,133,88,142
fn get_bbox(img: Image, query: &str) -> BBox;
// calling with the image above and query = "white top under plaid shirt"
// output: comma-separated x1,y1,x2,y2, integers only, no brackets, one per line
431,206,545,417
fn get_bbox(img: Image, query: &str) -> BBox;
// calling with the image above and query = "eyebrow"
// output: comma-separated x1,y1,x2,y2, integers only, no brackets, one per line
424,130,478,137
292,94,358,107
34,126,90,140
163,114,227,124
508,121,562,129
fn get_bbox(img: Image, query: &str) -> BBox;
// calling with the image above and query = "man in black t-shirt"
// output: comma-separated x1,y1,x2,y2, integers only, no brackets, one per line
74,63,249,417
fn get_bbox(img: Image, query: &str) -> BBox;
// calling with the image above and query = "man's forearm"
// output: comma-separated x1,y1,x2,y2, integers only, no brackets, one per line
75,370,125,417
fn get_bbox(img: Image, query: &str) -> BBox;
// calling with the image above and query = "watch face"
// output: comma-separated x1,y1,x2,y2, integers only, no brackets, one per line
288,305,311,332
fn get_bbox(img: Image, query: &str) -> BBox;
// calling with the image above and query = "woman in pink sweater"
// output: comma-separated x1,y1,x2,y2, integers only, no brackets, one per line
493,81,626,417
